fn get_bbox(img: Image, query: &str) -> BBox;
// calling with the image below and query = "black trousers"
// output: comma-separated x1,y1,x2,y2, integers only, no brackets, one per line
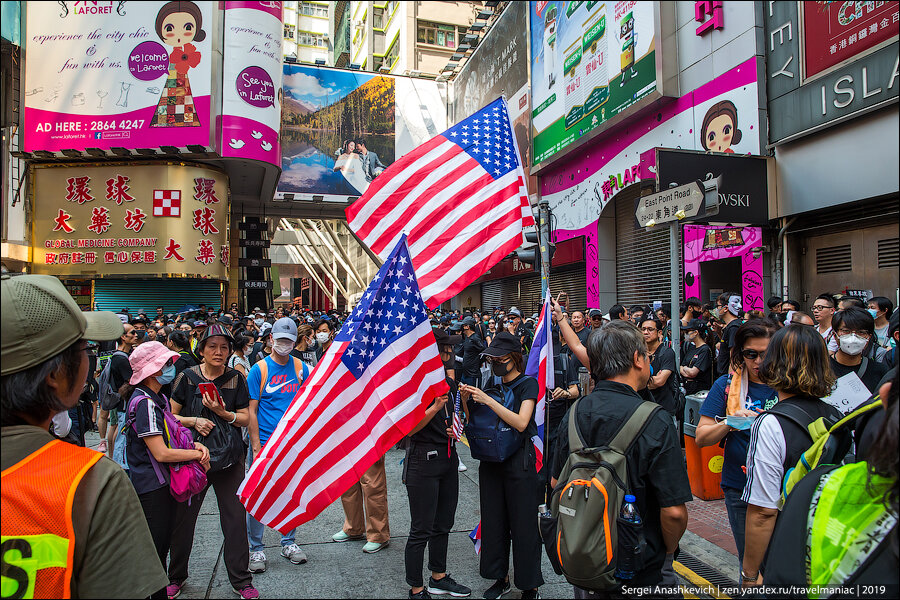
139,486,176,599
478,444,544,591
169,459,252,589
404,444,459,588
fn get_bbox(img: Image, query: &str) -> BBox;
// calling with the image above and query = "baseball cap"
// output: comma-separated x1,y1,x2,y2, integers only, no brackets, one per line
481,331,522,358
682,318,704,331
508,307,523,318
461,316,477,328
1,274,124,376
588,309,603,319
193,320,207,328
128,341,179,385
272,317,298,342
448,320,463,332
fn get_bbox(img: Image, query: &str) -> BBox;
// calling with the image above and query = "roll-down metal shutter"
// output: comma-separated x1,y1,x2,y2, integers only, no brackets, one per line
482,281,504,312
549,266,587,313
94,279,223,313
615,189,682,306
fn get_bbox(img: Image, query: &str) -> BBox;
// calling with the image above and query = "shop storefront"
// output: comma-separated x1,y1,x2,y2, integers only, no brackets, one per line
32,163,230,312
765,2,899,307
531,1,771,310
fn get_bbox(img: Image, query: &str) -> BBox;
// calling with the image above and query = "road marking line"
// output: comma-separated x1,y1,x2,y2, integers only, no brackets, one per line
674,561,731,599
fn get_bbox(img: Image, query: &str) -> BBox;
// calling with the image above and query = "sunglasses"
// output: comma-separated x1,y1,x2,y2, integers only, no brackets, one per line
742,349,765,360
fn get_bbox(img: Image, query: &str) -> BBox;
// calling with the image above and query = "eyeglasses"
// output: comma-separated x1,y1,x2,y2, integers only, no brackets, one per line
640,327,659,333
742,349,765,360
812,304,832,311
837,328,869,338
485,357,511,364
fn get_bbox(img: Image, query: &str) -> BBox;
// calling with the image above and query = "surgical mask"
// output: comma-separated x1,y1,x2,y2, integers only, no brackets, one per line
867,308,878,319
254,318,264,326
315,332,330,344
273,339,294,356
490,360,512,377
155,364,176,385
726,415,756,430
839,333,867,356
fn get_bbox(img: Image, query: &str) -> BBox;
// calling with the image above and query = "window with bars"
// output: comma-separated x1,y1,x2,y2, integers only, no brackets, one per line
299,2,328,18
417,20,459,48
298,31,327,47
284,23,296,40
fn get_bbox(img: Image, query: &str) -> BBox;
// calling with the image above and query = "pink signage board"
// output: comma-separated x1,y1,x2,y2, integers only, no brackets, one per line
218,1,284,165
683,224,764,312
24,1,213,152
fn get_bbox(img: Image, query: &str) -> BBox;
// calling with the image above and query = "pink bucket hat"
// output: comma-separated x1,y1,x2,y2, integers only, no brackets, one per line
129,341,180,385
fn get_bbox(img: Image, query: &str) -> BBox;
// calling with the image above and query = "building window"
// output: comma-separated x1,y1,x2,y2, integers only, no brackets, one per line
373,7,384,29
384,35,399,68
298,31,327,47
299,2,328,18
373,55,384,71
417,20,458,48
284,23,296,40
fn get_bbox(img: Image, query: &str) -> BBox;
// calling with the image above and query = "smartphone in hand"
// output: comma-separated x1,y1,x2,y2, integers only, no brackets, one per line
198,382,224,408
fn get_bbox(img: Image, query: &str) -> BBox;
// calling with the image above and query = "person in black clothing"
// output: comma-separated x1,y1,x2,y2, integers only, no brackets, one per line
640,317,678,417
166,329,198,377
459,316,485,388
403,328,472,600
546,328,580,488
550,320,691,595
460,332,543,600
679,318,714,395
716,294,742,378
830,307,888,394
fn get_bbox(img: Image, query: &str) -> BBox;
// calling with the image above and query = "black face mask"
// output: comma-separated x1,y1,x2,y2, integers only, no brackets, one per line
490,360,512,377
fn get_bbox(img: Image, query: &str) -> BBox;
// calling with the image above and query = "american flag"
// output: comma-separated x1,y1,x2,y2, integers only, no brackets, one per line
450,389,464,441
346,97,534,309
238,236,448,531
524,291,554,473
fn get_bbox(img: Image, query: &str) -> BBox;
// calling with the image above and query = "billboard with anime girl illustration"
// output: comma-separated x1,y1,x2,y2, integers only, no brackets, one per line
24,0,212,151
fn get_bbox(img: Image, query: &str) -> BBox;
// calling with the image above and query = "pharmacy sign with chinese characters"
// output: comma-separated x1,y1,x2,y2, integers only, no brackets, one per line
32,163,229,280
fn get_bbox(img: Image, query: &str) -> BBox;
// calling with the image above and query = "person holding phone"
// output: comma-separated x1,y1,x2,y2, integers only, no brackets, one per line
166,324,258,600
403,328,472,599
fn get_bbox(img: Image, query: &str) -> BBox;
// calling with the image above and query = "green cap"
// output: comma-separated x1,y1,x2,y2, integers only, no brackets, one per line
1,274,124,376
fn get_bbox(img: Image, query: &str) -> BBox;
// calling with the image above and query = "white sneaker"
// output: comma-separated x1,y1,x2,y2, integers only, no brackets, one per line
281,543,307,564
458,458,467,472
248,551,267,573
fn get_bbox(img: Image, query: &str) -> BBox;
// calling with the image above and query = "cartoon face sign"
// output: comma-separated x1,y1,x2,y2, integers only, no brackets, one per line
620,14,634,38
161,11,198,47
705,114,736,153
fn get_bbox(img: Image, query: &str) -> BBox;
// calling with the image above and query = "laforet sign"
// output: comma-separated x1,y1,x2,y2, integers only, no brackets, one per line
33,163,230,279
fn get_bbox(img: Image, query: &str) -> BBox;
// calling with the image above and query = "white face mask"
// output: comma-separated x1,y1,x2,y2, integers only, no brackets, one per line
315,332,330,344
839,333,867,356
273,339,294,356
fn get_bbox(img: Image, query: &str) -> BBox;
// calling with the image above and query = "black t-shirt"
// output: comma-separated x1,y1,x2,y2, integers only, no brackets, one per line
648,345,678,415
109,351,132,411
549,351,580,428
716,319,741,375
173,351,197,376
125,387,170,495
461,333,486,378
551,381,693,585
410,377,458,447
682,344,713,395
290,348,318,367
830,356,888,395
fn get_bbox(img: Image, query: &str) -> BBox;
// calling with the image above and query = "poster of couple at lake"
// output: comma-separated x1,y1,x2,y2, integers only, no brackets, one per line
279,65,395,199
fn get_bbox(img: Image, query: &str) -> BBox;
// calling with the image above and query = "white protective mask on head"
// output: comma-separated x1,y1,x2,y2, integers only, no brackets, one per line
315,332,330,344
273,339,294,356
838,333,867,356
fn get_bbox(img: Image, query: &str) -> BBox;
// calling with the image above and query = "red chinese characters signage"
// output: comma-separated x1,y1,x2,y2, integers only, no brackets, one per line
803,1,899,79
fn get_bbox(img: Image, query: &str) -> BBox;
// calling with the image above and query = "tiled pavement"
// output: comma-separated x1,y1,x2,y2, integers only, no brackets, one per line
686,496,738,557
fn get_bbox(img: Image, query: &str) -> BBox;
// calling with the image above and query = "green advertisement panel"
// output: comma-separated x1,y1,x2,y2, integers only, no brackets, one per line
530,1,658,166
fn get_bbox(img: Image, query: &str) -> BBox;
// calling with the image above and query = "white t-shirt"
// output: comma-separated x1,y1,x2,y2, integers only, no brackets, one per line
820,325,839,353
741,413,787,510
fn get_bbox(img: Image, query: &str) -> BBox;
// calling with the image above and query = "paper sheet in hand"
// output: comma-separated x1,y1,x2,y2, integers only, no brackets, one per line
822,371,871,414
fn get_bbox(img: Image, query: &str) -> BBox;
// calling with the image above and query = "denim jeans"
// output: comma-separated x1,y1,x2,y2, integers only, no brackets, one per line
246,448,296,552
722,486,747,571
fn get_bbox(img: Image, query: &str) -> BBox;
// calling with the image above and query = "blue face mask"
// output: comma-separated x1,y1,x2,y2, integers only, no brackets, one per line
156,364,176,385
726,415,757,430
867,308,878,319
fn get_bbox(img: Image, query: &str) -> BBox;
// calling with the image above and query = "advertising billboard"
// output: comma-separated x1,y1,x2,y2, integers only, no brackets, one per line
220,1,284,166
277,65,446,202
24,1,214,152
33,163,229,280
530,0,660,167
802,1,898,80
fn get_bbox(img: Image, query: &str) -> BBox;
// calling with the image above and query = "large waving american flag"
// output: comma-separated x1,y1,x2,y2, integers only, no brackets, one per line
238,236,448,531
525,291,554,473
346,97,534,309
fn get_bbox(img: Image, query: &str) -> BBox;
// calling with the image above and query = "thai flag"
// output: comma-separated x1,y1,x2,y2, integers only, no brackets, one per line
525,290,554,473
469,522,481,554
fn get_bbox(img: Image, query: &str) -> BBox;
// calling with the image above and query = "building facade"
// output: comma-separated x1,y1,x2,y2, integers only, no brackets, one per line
283,1,331,64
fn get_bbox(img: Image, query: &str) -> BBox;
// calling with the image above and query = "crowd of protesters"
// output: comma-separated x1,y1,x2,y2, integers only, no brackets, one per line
3,275,897,599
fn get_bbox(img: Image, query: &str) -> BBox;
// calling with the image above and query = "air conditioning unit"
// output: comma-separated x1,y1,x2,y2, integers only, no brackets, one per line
354,19,365,27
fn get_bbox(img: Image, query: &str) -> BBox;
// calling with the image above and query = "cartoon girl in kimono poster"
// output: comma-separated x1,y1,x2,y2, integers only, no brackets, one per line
150,1,206,128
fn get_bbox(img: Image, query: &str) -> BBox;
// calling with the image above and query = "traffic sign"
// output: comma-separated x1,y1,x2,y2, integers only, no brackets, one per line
635,179,719,228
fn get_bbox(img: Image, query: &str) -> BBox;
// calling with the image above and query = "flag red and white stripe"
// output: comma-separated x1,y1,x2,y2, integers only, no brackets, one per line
238,237,448,531
346,97,533,309
525,291,554,473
